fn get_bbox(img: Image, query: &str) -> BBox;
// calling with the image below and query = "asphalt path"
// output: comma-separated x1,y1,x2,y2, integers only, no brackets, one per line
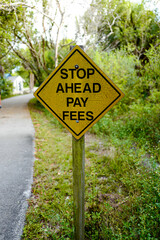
0,94,34,240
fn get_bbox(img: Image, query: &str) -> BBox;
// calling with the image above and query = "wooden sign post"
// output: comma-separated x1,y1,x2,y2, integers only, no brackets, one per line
72,135,85,239
70,45,85,239
34,45,124,240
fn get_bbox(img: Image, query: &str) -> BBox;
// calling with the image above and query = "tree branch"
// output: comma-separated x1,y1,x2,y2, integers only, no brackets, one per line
0,2,58,26
54,0,65,67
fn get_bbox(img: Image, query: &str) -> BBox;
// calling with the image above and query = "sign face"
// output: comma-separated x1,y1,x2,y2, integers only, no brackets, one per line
34,45,124,139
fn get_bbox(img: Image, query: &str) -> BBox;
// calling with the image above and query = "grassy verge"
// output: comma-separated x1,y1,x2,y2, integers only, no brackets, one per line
22,98,160,239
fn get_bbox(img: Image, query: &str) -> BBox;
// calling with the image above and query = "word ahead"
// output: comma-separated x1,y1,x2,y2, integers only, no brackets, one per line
56,82,101,93
34,45,124,139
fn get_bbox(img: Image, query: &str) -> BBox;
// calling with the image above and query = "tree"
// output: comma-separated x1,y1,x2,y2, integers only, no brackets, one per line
0,0,75,85
82,0,160,60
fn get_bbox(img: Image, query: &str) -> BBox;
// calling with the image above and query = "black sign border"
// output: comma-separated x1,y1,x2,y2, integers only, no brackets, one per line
37,48,121,137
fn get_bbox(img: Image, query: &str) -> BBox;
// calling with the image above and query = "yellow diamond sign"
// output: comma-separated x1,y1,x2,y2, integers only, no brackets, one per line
34,45,124,139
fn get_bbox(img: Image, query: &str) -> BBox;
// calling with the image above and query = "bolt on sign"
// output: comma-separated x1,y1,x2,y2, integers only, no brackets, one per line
34,45,124,139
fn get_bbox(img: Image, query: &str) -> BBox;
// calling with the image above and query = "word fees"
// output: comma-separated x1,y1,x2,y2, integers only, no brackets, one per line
34,45,124,139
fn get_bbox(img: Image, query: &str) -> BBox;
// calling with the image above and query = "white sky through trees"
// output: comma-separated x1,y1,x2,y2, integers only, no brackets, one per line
31,0,159,43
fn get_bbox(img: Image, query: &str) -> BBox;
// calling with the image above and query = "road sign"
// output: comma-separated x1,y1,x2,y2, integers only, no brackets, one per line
34,45,124,139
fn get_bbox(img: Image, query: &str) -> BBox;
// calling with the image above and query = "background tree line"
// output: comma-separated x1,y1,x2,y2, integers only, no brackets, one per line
0,0,159,82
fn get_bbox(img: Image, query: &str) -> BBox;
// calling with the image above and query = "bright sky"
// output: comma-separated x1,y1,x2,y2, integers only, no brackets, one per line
60,0,92,42
130,0,160,12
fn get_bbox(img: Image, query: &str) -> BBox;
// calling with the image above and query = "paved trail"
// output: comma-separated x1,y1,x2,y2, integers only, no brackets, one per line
0,94,34,240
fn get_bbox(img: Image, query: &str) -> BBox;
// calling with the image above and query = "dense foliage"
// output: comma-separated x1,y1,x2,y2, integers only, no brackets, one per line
87,45,160,152
0,78,13,98
82,0,160,154
83,0,160,59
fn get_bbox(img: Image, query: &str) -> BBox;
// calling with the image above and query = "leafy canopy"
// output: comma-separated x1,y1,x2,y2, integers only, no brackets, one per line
83,0,160,58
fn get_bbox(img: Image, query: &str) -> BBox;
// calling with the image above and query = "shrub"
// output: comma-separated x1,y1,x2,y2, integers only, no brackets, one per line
87,48,160,151
0,78,13,98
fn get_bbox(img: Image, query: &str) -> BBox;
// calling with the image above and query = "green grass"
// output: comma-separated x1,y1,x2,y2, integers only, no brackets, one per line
22,98,160,239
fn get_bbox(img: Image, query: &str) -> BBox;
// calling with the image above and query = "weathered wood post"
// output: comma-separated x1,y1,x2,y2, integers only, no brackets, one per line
70,45,85,240
72,135,85,240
